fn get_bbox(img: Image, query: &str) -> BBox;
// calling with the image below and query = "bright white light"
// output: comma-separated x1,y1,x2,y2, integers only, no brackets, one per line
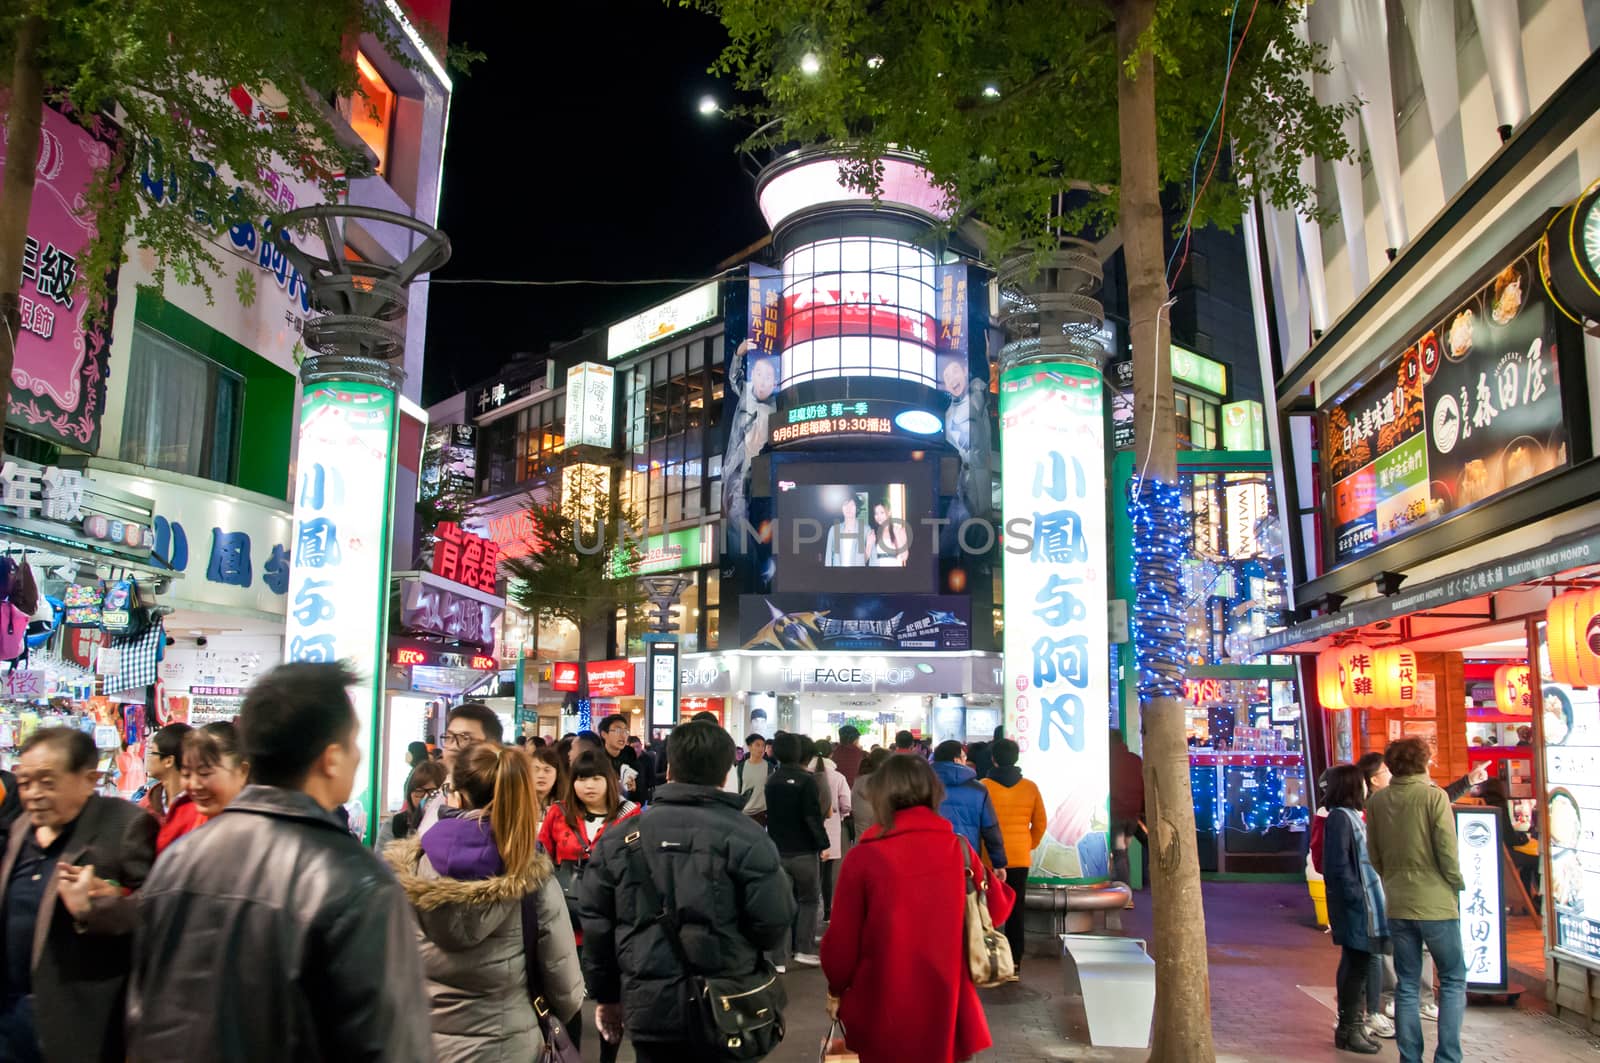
894,409,943,435
698,95,719,116
867,55,884,69
800,52,822,76
982,84,1001,99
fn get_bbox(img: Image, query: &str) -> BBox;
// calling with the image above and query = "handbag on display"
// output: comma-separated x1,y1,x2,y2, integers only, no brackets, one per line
62,582,103,628
623,828,786,1061
516,889,581,1063
100,577,152,637
962,839,1016,988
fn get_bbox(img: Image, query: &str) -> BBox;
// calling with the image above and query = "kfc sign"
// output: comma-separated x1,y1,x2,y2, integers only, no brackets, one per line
432,521,500,593
552,659,635,697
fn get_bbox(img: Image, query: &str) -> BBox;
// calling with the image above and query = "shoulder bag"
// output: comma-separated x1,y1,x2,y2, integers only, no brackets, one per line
622,827,787,1060
962,839,1016,988
550,804,591,931
518,888,582,1063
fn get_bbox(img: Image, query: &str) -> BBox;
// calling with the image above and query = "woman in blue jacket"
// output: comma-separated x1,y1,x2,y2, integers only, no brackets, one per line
1322,763,1388,1055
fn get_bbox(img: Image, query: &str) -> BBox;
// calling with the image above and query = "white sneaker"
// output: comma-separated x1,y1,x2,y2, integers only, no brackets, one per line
774,965,787,974
1420,1001,1439,1022
1383,1001,1395,1019
792,953,821,967
1367,1014,1396,1039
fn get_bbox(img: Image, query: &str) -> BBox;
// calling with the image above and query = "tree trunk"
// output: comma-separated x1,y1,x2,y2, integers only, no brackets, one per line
1116,1,1216,1060
0,15,46,422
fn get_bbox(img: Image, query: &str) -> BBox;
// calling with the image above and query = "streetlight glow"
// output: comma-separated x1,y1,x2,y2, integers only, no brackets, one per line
982,84,1001,99
800,51,821,76
698,95,720,116
867,55,884,69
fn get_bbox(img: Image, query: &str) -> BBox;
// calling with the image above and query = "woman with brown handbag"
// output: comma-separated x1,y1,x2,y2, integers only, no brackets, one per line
819,755,1011,1063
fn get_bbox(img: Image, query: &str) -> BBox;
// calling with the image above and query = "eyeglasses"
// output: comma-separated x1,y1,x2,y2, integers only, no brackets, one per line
441,731,479,748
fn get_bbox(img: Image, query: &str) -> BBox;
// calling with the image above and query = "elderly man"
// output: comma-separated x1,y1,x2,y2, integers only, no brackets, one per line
0,728,155,1062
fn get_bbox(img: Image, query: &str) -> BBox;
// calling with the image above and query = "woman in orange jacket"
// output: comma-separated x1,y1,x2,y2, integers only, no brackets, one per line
980,738,1046,974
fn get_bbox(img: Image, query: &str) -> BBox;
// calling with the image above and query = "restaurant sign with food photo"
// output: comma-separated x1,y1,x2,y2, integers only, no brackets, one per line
1542,683,1600,965
1322,241,1572,567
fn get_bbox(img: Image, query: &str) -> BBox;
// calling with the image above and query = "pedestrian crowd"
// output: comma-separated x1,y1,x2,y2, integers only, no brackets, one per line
0,663,1050,1063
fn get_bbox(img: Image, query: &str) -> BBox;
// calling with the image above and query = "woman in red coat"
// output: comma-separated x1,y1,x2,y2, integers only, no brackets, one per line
820,754,995,1063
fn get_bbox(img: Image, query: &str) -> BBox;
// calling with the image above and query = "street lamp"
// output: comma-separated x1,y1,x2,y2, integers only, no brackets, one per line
800,51,821,76
698,94,720,116
982,84,1001,99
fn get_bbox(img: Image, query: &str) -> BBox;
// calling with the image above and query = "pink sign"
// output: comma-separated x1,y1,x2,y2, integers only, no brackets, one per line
0,105,115,448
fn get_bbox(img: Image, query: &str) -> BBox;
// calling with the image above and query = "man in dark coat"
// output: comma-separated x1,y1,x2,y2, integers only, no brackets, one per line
127,662,431,1062
580,721,795,1062
764,732,829,969
0,728,154,1063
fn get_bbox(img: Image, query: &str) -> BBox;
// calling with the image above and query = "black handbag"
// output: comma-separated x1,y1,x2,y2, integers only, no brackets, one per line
622,828,786,1060
551,807,592,931
518,888,581,1063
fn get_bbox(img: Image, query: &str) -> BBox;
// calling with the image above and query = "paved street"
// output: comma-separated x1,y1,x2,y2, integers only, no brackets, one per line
576,881,1600,1062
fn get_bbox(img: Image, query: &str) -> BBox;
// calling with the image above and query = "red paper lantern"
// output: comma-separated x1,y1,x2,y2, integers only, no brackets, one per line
1338,645,1380,710
1547,588,1600,687
1372,647,1420,708
1494,664,1532,715
1316,648,1350,711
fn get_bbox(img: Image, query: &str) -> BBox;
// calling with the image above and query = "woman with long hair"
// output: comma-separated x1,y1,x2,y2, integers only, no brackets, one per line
537,750,639,1061
867,500,907,567
821,754,1004,1063
529,745,567,818
848,747,892,835
159,722,248,855
387,743,583,1062
811,738,852,921
1322,763,1388,1054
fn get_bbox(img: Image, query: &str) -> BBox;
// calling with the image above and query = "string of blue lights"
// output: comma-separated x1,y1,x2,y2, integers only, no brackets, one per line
1130,478,1188,702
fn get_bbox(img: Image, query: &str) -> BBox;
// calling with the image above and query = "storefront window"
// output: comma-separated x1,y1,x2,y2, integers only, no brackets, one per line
1176,389,1221,450
346,52,396,176
121,324,242,484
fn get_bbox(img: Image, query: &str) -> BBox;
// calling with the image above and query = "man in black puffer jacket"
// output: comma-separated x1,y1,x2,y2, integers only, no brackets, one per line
579,721,795,1063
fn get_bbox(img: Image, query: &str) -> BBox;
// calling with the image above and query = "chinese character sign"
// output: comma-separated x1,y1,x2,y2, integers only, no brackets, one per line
430,521,500,593
563,362,615,449
999,362,1110,883
285,382,398,837
0,105,116,449
1454,806,1507,991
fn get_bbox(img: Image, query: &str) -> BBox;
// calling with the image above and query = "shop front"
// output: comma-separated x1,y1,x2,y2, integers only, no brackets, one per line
1263,207,1600,1020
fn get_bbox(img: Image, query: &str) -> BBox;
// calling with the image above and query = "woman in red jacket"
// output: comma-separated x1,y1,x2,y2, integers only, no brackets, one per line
821,754,995,1063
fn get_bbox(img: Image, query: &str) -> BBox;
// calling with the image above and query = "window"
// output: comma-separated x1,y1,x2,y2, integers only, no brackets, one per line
346,51,396,176
619,337,722,534
121,325,242,484
1175,388,1220,450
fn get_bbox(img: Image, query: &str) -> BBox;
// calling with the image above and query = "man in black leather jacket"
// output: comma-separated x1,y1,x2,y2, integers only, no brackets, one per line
579,720,795,1063
127,662,431,1061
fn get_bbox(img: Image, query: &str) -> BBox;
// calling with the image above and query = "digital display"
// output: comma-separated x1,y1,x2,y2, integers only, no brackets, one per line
770,461,937,595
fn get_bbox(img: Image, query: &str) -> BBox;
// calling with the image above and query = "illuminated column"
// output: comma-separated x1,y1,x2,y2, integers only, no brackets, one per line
997,243,1111,884
276,206,450,840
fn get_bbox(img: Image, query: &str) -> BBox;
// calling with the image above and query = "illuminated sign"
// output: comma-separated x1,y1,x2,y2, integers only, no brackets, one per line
1221,400,1266,451
647,641,680,729
1184,678,1224,704
1544,684,1600,965
286,381,397,837
1455,806,1508,992
560,463,611,525
390,643,498,671
607,283,718,360
608,525,714,579
551,659,635,696
771,414,893,445
1223,475,1270,559
680,695,724,725
563,362,616,449
431,521,500,593
768,399,941,447
999,361,1110,885
483,507,540,560
1172,346,1228,396
756,154,953,230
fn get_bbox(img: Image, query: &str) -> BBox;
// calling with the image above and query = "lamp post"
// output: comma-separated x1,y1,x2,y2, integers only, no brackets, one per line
275,205,450,841
639,574,691,736
996,239,1114,884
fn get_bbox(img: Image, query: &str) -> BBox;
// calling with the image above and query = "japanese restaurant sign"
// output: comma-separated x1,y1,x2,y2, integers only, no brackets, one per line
1454,806,1507,991
1322,241,1570,567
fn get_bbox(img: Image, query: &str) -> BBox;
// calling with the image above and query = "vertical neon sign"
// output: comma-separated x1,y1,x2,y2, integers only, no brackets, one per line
999,362,1110,883
285,381,398,840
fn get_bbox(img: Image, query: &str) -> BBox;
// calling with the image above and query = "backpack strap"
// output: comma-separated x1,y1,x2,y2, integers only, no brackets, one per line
622,827,694,974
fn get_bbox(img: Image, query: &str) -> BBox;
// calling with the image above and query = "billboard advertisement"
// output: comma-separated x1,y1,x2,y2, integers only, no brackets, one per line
0,104,117,450
770,460,938,594
563,362,615,449
285,381,398,841
739,593,971,651
419,424,476,503
1322,241,1570,567
999,362,1109,884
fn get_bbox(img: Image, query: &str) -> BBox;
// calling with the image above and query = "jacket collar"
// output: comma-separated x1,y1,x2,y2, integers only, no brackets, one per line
987,766,1022,786
1388,774,1431,790
932,760,977,786
223,784,350,833
863,805,956,839
383,835,553,911
651,782,747,810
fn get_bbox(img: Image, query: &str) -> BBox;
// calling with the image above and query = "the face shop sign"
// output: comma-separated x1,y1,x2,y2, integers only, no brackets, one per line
778,662,918,692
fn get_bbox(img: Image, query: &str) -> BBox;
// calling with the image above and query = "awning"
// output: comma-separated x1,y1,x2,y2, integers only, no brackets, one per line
1250,523,1600,655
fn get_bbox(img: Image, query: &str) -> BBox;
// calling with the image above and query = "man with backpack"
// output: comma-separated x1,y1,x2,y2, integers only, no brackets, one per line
579,721,794,1063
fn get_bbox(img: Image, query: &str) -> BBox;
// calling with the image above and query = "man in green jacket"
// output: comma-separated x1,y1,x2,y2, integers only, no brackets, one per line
1364,737,1467,1063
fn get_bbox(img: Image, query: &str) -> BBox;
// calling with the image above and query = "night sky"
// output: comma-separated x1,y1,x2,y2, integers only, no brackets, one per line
421,1,768,404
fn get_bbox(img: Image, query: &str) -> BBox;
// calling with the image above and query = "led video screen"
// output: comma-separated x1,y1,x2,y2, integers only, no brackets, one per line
771,461,937,594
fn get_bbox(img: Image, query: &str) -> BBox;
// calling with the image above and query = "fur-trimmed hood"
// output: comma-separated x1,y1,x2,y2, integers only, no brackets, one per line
384,834,554,915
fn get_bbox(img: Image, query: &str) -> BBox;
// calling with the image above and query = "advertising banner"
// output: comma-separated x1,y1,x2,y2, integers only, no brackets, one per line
1454,806,1508,991
551,659,636,696
285,381,397,841
563,362,615,449
739,593,971,652
0,105,117,449
1543,683,1600,966
419,424,476,503
1322,241,1569,566
998,361,1110,884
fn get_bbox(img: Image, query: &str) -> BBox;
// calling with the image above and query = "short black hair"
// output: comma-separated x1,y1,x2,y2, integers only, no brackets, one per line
894,730,915,749
772,732,804,765
20,726,96,773
991,738,1020,768
746,732,767,747
691,711,719,724
151,722,194,766
239,662,360,788
448,702,504,744
407,740,429,763
933,740,964,763
993,724,1004,740
598,714,628,736
1385,737,1432,777
1323,764,1366,811
668,720,735,785
839,724,860,743
1356,752,1387,787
